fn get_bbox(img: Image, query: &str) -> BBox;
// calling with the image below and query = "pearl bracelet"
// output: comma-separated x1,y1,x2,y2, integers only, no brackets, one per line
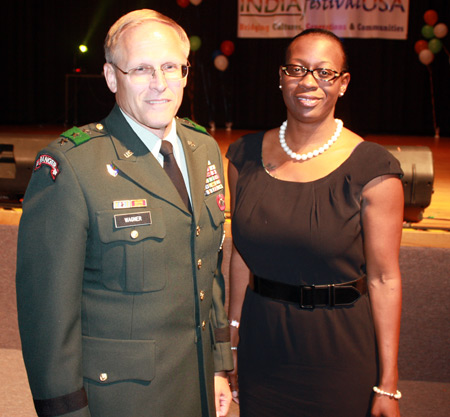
373,386,402,400
229,320,240,329
231,346,238,351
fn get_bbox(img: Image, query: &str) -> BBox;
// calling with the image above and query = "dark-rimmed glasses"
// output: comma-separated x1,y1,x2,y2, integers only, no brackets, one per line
281,64,346,82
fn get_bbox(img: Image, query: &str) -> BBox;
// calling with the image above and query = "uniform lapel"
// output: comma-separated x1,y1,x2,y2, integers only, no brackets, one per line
177,121,208,221
104,106,191,214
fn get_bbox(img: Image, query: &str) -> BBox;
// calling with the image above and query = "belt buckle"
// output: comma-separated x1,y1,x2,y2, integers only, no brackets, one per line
299,285,315,309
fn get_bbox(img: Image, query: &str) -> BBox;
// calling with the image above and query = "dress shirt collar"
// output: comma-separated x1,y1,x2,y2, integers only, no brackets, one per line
119,108,179,166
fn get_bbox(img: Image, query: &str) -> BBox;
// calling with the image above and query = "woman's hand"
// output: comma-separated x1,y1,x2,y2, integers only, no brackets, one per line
371,394,400,417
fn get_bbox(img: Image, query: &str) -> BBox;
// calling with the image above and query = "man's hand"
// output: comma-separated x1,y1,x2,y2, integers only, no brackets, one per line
214,372,232,417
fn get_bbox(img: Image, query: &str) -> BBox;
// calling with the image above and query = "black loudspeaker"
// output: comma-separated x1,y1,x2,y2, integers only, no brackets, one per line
0,137,53,207
384,145,434,223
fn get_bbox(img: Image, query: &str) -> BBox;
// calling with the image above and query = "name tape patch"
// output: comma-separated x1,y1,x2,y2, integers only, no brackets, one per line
114,211,152,229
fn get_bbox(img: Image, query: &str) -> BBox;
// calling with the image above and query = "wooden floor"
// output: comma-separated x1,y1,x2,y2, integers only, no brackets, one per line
1,125,449,247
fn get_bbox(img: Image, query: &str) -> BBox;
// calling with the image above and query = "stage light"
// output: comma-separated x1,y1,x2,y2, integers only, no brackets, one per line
79,44,88,53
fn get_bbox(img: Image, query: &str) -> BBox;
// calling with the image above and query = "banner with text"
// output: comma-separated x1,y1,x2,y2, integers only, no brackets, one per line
238,0,409,39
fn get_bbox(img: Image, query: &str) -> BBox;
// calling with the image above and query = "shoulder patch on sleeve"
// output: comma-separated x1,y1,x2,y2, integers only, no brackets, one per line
181,118,208,134
34,154,60,180
61,126,92,146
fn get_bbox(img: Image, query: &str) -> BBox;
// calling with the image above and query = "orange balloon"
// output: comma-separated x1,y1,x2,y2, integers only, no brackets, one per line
434,23,448,39
414,39,428,54
214,55,229,71
423,10,438,26
419,49,434,66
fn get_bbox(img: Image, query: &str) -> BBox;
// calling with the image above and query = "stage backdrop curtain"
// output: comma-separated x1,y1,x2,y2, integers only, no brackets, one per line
3,0,449,136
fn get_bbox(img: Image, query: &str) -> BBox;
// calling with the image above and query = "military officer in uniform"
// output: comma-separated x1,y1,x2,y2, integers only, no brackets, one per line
16,9,233,417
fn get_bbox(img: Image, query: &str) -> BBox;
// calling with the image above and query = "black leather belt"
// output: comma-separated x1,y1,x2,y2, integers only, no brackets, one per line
250,275,367,309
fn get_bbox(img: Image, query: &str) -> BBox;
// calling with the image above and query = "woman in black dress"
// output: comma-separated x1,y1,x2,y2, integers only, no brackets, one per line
226,29,403,417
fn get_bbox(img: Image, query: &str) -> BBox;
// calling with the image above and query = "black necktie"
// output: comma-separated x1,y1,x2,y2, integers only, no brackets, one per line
160,140,192,213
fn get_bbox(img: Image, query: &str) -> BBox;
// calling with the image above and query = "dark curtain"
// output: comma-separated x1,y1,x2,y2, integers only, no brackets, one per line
3,0,450,136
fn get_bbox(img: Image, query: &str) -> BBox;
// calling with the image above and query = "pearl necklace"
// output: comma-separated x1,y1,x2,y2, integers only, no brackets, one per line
279,118,343,161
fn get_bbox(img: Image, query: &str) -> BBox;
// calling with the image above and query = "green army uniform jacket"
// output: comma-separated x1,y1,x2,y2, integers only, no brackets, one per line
16,105,233,417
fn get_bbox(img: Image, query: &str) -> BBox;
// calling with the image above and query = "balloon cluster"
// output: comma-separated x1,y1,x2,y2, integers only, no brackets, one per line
177,0,202,7
213,40,235,71
188,37,235,72
177,0,235,71
415,10,448,66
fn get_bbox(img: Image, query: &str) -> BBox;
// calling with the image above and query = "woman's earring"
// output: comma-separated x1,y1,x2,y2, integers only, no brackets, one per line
339,91,345,97
279,85,282,89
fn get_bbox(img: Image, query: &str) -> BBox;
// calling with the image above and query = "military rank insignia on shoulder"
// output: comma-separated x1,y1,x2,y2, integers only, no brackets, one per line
181,118,208,135
60,123,107,146
61,126,92,146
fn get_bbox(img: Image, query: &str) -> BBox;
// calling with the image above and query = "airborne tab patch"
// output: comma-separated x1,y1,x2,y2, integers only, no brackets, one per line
61,126,91,146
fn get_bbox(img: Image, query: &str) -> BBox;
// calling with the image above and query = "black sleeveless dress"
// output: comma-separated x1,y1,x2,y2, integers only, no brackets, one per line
226,133,403,417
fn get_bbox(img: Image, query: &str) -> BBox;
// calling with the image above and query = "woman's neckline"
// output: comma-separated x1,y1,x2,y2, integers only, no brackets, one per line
261,136,365,184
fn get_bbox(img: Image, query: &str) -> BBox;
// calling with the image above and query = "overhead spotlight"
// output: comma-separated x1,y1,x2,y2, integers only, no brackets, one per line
79,44,88,53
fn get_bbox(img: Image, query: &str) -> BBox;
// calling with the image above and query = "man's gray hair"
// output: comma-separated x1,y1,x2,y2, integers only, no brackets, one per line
104,9,190,64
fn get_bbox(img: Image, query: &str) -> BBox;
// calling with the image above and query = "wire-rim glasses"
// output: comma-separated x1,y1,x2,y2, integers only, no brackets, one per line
111,62,190,84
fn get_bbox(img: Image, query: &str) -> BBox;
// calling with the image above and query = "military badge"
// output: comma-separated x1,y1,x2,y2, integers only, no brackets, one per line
106,163,119,177
124,150,134,159
204,160,224,196
113,199,147,209
216,194,226,211
61,126,91,146
34,154,60,181
182,117,208,134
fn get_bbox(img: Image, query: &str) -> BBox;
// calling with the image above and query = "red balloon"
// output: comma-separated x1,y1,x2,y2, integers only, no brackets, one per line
423,10,438,26
220,40,235,56
414,39,428,54
177,0,190,7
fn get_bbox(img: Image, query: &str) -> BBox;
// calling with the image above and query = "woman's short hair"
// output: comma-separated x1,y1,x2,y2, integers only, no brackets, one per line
285,28,349,71
104,9,190,64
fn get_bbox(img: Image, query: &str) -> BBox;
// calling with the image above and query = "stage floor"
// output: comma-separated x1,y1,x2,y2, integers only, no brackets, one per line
1,125,449,247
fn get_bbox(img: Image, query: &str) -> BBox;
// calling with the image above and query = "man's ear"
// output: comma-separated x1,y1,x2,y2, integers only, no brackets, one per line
104,63,118,93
